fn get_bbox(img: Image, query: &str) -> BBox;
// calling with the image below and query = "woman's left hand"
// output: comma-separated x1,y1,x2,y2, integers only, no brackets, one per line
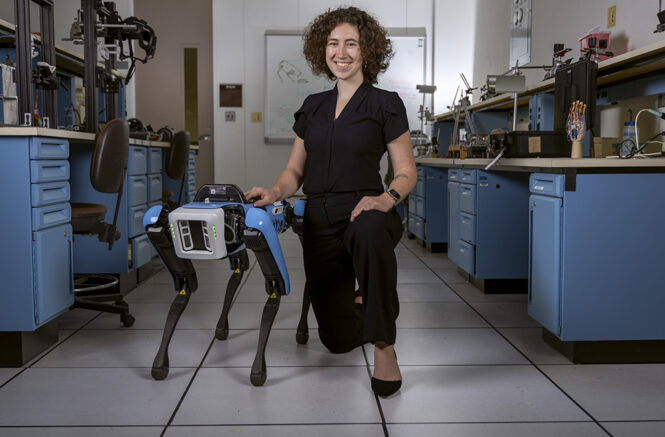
350,194,395,222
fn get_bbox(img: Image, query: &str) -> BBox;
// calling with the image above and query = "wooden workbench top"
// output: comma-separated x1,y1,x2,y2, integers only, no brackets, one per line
0,127,199,150
416,156,665,170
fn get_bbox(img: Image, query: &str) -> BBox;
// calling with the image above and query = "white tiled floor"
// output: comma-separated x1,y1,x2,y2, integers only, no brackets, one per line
1,233,662,436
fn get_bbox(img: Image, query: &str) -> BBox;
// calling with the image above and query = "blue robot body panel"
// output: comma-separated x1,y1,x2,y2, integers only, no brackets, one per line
244,207,290,296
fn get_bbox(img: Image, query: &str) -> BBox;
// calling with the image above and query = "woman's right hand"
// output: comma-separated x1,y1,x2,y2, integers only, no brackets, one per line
244,186,280,207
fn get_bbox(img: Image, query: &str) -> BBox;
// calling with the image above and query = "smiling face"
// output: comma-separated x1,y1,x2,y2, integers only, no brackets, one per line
325,22,363,82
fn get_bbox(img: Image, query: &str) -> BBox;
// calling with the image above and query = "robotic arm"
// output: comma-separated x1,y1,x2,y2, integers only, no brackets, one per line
144,184,298,385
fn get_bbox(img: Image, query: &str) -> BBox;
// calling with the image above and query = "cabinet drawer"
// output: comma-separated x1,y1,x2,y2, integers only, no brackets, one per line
127,175,148,206
459,183,476,214
131,234,152,270
30,160,69,183
460,169,477,184
29,137,69,159
408,213,424,240
415,195,424,218
456,239,475,274
416,167,425,197
530,173,564,197
147,147,163,174
148,174,163,202
448,168,460,181
187,190,197,203
408,194,417,216
32,224,74,325
459,212,475,244
31,181,70,207
127,146,148,175
187,171,196,193
128,204,148,238
32,202,71,231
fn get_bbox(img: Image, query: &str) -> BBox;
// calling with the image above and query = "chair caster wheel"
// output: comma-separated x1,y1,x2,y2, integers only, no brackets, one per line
296,330,309,345
151,366,169,381
215,327,229,340
121,314,135,327
250,370,267,386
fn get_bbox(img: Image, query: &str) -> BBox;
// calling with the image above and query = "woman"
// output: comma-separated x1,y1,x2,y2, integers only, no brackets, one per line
245,6,416,397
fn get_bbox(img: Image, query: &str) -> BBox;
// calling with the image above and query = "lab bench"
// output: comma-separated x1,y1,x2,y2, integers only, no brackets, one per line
0,128,197,365
416,156,665,362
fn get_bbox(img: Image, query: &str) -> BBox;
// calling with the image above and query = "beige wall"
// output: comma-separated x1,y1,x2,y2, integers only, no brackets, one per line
134,0,214,186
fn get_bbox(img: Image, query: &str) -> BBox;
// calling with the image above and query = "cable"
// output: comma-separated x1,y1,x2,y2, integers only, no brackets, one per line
619,130,665,159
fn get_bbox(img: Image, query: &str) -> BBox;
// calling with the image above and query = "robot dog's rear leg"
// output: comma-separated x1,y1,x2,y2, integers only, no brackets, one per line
296,282,311,345
250,291,281,386
215,250,250,340
152,289,192,380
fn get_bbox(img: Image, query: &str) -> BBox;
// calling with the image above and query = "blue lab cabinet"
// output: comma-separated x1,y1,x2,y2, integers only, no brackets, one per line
408,166,448,245
528,172,665,341
1,136,73,331
448,168,530,279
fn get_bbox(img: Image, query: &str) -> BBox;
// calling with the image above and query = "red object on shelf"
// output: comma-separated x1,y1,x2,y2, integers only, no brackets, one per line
578,27,611,61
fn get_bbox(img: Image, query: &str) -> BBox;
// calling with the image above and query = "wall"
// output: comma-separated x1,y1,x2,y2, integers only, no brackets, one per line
134,0,214,186
213,0,442,190
432,0,478,114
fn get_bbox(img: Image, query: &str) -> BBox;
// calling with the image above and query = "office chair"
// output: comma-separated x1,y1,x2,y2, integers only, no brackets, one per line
70,118,135,327
162,130,191,208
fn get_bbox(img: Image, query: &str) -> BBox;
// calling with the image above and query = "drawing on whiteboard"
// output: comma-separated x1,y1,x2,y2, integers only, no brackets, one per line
277,60,309,84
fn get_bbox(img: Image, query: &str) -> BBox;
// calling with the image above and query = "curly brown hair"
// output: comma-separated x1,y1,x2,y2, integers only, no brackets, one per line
302,6,393,85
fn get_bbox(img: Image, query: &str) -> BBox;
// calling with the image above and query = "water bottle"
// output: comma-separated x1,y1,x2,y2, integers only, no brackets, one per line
621,110,636,156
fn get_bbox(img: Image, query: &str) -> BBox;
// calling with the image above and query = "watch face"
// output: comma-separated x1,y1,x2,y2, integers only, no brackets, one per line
388,189,400,201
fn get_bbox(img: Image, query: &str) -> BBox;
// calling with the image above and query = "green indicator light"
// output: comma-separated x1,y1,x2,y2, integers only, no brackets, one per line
213,225,217,240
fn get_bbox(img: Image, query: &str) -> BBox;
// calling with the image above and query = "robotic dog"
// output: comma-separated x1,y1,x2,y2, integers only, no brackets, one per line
143,184,309,386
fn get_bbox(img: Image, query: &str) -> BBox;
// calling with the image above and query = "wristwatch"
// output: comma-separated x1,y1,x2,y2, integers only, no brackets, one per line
386,188,401,204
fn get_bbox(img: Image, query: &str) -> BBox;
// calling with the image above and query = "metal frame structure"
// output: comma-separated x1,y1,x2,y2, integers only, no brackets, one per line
14,0,58,126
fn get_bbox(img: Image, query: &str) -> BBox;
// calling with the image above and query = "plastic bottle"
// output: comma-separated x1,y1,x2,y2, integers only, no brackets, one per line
621,109,636,156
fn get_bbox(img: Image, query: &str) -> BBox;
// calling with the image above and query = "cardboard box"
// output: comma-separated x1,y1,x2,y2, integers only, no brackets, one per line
593,137,620,157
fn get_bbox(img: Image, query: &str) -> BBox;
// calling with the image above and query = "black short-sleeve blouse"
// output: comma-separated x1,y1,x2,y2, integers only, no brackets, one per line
293,82,409,195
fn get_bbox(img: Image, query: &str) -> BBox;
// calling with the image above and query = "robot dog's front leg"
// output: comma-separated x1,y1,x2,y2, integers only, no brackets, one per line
243,207,291,386
143,206,198,380
215,249,250,340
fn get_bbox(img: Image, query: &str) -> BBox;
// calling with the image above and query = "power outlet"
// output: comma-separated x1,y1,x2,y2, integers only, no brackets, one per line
225,111,236,122
608,5,616,28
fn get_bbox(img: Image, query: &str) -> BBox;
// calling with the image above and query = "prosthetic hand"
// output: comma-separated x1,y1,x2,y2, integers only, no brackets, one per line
144,184,298,385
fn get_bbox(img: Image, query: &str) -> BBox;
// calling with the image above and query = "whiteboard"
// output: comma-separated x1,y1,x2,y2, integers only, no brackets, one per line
264,28,426,143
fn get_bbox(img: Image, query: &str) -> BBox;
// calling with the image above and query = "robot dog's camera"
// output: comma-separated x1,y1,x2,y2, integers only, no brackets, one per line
169,206,228,259
168,204,247,259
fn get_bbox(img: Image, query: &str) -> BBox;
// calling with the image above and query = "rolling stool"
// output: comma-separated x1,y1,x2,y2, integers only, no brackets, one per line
161,130,191,208
70,118,135,327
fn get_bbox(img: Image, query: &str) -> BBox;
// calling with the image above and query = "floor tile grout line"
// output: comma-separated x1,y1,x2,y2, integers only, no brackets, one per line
401,242,614,437
0,311,104,391
161,336,218,437
361,345,390,437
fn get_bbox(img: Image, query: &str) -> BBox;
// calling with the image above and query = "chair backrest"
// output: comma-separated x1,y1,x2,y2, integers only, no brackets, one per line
165,130,191,180
90,118,129,194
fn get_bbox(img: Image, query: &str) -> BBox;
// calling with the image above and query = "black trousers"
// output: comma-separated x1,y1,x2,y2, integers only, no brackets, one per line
303,192,403,353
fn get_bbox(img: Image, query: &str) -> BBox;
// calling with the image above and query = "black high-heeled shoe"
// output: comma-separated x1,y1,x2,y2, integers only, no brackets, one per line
371,351,402,397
